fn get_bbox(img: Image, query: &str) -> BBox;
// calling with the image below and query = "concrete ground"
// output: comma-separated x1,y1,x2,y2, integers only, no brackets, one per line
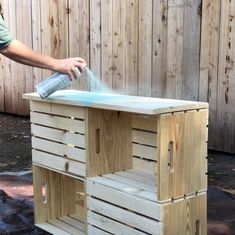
0,113,235,234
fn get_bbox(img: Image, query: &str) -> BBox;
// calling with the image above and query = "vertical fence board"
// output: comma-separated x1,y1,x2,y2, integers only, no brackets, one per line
138,0,152,96
32,0,43,87
16,0,33,115
40,0,52,80
166,0,184,99
90,0,101,91
152,0,167,98
112,0,126,93
69,0,90,91
200,0,221,149
89,0,101,92
101,0,113,90
124,0,138,95
182,0,201,101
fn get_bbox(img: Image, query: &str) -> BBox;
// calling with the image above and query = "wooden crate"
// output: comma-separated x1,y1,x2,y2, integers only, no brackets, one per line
24,90,208,235
87,170,207,235
33,165,85,235
132,109,208,201
30,100,132,179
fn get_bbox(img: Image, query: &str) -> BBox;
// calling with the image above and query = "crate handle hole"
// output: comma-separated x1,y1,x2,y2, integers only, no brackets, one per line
95,128,100,154
168,141,174,172
41,182,47,205
65,162,69,172
195,220,200,235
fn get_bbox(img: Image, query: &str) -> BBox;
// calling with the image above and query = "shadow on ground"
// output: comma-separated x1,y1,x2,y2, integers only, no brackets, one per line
0,113,235,234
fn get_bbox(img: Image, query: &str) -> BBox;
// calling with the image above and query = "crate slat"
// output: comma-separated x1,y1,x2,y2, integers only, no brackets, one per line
133,143,157,160
30,100,85,119
32,149,86,177
31,124,85,148
103,173,156,193
31,111,85,133
132,129,157,147
48,219,84,235
88,196,162,234
87,178,160,220
88,211,147,235
32,137,86,163
88,225,111,235
133,157,157,175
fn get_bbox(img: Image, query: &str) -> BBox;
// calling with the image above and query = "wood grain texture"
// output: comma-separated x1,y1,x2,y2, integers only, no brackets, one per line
163,194,207,235
33,166,85,234
157,110,208,201
86,108,132,177
24,90,208,115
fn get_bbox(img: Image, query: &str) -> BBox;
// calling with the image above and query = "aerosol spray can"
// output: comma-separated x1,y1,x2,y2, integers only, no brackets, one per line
36,67,83,99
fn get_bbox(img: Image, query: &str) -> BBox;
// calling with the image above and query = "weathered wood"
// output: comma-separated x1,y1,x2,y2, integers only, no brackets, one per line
69,0,90,91
152,0,167,98
166,0,184,99
182,0,201,100
90,0,101,90
138,0,152,97
124,0,138,95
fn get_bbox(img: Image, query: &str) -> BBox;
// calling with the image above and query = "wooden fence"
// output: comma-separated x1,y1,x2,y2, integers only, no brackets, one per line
0,0,234,153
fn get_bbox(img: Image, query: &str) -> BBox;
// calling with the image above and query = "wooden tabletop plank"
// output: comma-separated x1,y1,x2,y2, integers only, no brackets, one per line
23,90,208,115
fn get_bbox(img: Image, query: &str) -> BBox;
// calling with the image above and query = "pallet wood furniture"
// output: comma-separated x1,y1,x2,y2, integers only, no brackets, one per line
23,90,208,235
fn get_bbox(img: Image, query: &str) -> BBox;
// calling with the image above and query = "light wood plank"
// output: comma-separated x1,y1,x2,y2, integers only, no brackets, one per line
88,197,161,234
133,143,157,161
36,223,72,235
88,211,147,235
90,0,101,90
112,0,125,93
157,110,208,201
124,0,138,95
30,100,85,119
103,173,156,193
138,0,152,96
32,137,86,163
24,90,208,115
152,0,168,97
49,219,84,235
166,0,184,99
132,115,157,132
31,111,85,133
100,0,113,90
163,194,207,235
182,0,201,100
60,216,84,230
87,176,157,203
69,0,90,91
133,157,157,175
32,149,86,177
86,108,132,177
115,169,156,186
88,225,111,235
32,0,43,87
132,129,157,147
31,124,85,148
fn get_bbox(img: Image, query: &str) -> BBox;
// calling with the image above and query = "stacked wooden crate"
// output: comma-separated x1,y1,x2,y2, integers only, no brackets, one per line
24,90,208,235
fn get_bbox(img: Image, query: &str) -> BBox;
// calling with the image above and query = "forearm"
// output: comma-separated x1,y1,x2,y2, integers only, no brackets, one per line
1,39,58,71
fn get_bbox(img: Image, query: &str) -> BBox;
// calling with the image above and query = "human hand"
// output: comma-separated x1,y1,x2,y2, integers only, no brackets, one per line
54,57,87,80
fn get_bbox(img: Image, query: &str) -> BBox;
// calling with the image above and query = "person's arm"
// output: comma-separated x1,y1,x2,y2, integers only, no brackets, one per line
1,39,86,80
